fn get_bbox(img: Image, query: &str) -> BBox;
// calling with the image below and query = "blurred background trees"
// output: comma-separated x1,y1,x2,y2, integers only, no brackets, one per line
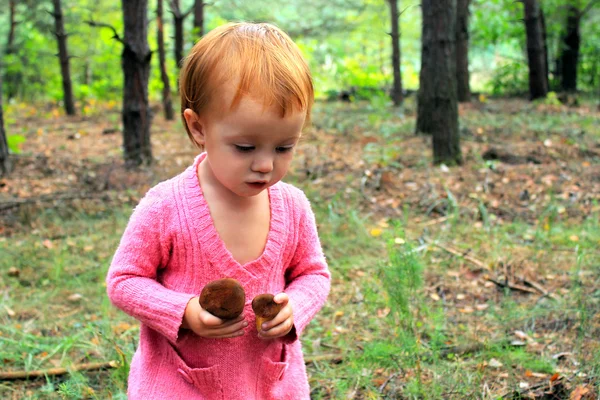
0,0,598,169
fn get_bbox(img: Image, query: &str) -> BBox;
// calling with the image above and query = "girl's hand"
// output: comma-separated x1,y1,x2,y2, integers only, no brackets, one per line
258,293,294,339
182,297,247,339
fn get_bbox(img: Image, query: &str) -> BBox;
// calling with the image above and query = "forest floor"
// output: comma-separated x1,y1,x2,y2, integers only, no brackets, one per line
0,95,599,399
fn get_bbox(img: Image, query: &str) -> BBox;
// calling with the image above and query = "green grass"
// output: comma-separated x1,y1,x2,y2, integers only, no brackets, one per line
2,99,599,398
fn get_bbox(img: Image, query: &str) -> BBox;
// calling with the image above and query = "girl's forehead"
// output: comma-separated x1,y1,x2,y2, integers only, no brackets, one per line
208,84,306,124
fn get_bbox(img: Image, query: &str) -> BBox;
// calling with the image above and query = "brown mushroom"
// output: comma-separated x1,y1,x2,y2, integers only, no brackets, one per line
251,294,283,331
199,278,245,319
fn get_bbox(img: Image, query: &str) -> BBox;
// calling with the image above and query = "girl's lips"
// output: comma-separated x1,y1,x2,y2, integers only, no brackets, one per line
247,182,267,188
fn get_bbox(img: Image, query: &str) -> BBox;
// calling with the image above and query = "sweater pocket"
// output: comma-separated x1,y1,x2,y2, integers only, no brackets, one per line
255,343,290,400
165,343,225,400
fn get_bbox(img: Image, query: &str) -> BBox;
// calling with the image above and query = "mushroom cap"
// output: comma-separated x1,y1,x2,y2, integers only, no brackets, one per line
199,278,245,319
251,293,282,319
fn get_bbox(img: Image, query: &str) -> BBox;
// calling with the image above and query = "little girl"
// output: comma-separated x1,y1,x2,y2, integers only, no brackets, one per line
106,22,331,399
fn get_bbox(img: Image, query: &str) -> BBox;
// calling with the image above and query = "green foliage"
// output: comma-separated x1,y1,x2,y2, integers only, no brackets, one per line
1,0,598,104
6,134,26,154
488,61,529,96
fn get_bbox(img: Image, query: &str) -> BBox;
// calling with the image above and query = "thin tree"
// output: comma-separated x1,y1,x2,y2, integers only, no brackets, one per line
157,0,174,120
416,0,462,165
523,0,548,100
122,0,153,166
4,0,19,99
51,0,76,115
456,0,471,102
194,0,204,38
558,1,598,92
540,7,550,90
559,3,581,92
0,72,11,176
169,0,192,68
387,0,403,106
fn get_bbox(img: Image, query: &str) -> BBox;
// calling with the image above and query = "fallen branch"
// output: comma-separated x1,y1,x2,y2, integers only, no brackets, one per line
420,216,448,227
500,371,579,399
0,361,119,381
0,191,107,212
304,353,343,364
486,277,539,295
522,278,560,300
439,342,486,357
424,238,490,271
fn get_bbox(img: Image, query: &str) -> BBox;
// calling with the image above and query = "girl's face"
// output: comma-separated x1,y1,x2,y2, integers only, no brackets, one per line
184,94,306,198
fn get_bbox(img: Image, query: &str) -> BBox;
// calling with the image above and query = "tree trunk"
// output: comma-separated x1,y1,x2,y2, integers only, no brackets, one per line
157,0,174,120
194,0,204,38
416,0,462,166
172,0,185,68
122,0,153,166
523,0,548,100
540,7,550,90
456,0,471,102
388,0,403,106
52,0,76,116
0,73,11,177
5,0,19,100
559,4,581,92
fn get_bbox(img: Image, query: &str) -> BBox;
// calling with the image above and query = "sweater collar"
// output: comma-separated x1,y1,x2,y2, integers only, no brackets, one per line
183,153,285,286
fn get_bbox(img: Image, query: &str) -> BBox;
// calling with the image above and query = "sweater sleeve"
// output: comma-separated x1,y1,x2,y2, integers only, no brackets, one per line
283,191,331,343
106,188,195,344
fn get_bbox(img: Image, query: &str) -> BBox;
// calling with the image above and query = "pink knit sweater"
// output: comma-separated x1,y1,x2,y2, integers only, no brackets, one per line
106,154,330,399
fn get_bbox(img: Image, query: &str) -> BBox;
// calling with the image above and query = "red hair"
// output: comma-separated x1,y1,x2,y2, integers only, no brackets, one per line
179,22,314,144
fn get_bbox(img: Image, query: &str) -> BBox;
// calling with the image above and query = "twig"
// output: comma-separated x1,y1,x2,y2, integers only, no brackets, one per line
85,20,124,44
378,372,400,393
0,361,118,381
439,342,486,357
304,353,343,364
424,238,490,271
522,278,560,300
486,277,539,295
0,191,106,212
500,371,580,399
420,216,448,227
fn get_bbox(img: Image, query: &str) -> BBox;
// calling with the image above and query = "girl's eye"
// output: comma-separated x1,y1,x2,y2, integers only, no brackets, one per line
235,145,254,152
276,146,294,153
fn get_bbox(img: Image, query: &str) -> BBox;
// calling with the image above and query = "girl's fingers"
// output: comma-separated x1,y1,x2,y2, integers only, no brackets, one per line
207,319,248,337
261,307,291,330
259,319,292,339
202,312,245,328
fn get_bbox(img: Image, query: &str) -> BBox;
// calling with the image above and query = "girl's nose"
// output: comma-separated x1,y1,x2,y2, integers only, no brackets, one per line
251,156,274,174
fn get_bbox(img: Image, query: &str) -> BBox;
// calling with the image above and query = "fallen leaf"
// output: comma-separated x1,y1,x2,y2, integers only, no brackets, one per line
430,293,441,301
570,385,590,400
377,308,390,318
370,228,383,237
488,358,503,368
514,330,532,342
4,306,16,317
68,293,83,302
550,373,560,382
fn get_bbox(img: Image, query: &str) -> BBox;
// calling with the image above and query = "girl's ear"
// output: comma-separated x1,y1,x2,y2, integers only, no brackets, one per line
183,109,207,147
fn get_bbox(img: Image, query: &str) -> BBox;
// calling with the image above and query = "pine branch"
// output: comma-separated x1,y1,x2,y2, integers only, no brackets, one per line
85,20,124,44
0,361,118,381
